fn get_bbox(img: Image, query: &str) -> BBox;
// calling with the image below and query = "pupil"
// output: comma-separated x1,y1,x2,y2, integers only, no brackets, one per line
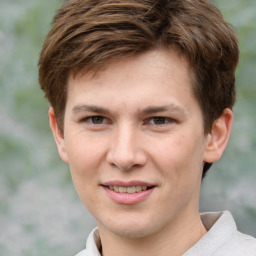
153,117,165,124
92,116,103,124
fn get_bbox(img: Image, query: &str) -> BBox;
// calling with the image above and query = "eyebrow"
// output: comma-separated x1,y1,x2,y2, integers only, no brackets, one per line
72,104,187,116
141,105,187,115
72,105,111,115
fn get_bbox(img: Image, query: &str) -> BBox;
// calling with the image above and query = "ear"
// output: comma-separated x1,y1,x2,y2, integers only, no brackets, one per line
48,107,69,163
203,108,233,163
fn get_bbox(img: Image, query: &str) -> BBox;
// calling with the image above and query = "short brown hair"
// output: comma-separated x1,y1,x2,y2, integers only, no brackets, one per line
38,0,239,177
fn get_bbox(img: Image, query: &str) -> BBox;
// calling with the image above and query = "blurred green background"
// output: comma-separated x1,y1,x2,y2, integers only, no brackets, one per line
0,0,255,255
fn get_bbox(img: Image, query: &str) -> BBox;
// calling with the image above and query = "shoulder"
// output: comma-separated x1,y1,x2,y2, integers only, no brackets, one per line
184,211,256,256
214,211,256,255
216,230,256,256
74,249,87,256
206,211,256,256
74,227,101,256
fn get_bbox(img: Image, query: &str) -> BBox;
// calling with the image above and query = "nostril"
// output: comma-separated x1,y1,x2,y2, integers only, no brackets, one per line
106,137,147,170
106,152,140,171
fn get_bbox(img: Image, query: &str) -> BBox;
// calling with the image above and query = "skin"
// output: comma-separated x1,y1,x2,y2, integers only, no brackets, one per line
49,49,233,256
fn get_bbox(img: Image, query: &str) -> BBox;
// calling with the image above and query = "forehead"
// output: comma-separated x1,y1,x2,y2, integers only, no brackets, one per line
66,49,198,113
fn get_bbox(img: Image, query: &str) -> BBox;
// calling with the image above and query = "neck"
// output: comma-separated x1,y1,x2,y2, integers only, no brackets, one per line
98,210,207,256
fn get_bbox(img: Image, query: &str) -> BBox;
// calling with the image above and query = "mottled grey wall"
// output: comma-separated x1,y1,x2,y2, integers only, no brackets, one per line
0,0,255,255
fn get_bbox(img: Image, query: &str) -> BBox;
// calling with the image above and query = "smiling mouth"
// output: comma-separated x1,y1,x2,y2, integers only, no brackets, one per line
102,183,156,204
105,185,154,193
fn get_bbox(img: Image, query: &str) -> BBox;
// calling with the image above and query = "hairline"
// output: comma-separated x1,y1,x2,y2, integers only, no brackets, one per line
58,47,211,135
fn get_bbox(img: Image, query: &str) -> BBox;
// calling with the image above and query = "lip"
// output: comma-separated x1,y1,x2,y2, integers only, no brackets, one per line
101,180,156,205
102,180,155,187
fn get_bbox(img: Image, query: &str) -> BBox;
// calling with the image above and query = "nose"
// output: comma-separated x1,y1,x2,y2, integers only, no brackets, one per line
106,124,147,171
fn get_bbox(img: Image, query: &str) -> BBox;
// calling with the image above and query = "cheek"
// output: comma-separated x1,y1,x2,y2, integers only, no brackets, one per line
65,133,105,175
155,135,204,208
66,135,103,206
150,132,205,182
153,134,196,163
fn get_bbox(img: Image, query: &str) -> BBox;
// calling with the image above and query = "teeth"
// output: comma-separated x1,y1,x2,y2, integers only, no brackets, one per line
127,186,135,193
135,185,142,192
119,186,127,193
107,185,150,193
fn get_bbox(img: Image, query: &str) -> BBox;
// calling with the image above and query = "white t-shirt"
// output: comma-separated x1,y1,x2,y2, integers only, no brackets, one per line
75,211,256,256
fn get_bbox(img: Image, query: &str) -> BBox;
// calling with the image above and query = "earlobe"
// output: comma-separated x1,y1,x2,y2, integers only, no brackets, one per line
203,108,233,163
48,107,69,163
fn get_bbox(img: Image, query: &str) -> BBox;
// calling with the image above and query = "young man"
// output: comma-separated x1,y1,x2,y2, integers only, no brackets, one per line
38,0,256,255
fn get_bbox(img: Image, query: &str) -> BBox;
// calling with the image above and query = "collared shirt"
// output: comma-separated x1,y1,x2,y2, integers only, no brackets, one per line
75,211,256,256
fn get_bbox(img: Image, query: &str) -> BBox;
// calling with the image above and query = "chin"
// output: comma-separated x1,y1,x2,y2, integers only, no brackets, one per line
111,228,153,239
100,218,163,239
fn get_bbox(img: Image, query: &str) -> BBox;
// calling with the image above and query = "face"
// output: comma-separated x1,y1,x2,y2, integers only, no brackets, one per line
51,49,221,239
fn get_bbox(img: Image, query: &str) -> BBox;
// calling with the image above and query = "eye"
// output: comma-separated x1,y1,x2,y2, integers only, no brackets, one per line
148,117,173,125
81,115,107,124
90,116,105,124
151,117,167,125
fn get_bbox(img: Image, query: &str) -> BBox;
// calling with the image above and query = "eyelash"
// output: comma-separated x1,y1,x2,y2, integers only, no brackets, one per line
81,116,109,125
146,117,174,126
81,115,174,126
